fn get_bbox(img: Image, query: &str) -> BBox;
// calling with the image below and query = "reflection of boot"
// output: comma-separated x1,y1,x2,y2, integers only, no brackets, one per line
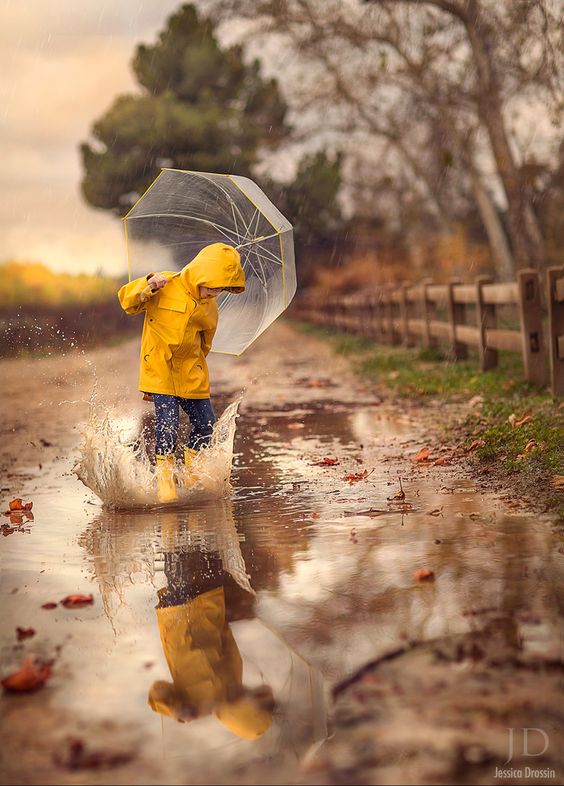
156,454,178,503
182,446,198,487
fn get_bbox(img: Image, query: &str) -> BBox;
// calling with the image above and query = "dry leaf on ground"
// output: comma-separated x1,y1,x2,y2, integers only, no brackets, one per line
54,738,135,771
16,627,36,641
508,411,533,428
310,457,340,466
414,568,435,582
7,498,33,512
550,476,564,490
1,657,52,692
413,448,431,464
343,469,373,485
60,594,94,609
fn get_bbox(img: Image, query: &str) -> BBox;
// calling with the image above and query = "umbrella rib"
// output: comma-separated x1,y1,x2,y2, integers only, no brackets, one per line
203,176,256,243
246,242,283,265
242,250,268,290
235,231,281,251
246,248,269,291
126,214,242,244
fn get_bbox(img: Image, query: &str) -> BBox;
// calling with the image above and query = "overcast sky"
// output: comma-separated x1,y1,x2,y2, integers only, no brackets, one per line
0,0,186,275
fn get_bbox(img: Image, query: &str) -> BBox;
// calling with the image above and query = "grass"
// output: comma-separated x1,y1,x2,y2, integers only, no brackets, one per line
295,321,563,516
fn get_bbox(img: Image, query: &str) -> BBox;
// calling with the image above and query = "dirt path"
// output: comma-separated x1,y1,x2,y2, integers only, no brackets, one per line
1,318,562,785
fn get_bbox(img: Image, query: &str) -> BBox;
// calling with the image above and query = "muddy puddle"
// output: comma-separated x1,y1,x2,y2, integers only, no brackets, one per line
1,385,562,784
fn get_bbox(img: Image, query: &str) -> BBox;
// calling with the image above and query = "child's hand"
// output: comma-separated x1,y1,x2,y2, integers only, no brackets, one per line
147,273,167,291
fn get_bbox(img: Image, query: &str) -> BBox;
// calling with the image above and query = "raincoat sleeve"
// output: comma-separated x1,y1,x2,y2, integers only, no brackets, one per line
117,274,158,315
201,326,216,357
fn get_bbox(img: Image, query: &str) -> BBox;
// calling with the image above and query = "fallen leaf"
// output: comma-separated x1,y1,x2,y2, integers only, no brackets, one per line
343,469,373,485
466,438,485,452
54,738,134,771
413,448,430,464
414,568,435,582
468,395,484,407
395,502,413,511
8,498,33,512
41,602,58,610
310,457,340,466
60,594,94,609
508,411,533,428
16,627,36,641
432,456,451,466
426,508,443,516
310,512,320,519
550,476,564,490
1,656,52,692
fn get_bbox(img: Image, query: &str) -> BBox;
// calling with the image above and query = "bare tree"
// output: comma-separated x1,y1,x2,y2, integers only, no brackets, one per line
204,0,562,273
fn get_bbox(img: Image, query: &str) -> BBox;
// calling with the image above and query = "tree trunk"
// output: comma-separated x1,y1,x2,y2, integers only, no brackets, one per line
468,167,514,280
459,2,546,270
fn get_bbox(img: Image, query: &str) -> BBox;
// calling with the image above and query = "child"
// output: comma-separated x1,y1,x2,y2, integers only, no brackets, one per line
148,535,274,738
118,243,245,502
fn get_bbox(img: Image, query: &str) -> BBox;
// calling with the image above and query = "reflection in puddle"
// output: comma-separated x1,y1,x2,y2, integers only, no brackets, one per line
77,501,327,773
1,391,561,782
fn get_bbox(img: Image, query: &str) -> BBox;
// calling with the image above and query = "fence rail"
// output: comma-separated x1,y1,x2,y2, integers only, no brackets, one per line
293,266,564,396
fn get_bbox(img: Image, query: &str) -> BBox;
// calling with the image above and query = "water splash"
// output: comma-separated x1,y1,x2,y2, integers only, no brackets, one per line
73,392,244,509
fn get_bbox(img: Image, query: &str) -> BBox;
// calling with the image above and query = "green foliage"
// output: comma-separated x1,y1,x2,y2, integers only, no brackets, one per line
80,3,289,214
277,151,346,245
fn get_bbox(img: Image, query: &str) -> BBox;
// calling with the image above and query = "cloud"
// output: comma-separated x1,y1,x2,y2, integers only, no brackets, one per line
0,0,180,274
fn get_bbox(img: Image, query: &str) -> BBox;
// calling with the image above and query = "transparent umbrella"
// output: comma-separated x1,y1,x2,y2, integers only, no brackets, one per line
123,168,296,355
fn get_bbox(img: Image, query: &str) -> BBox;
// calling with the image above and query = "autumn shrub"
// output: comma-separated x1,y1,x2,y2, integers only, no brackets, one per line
0,261,120,308
0,261,133,356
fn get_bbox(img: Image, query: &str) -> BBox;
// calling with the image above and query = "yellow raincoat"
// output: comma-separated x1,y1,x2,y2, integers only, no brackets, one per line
148,586,273,740
117,244,245,398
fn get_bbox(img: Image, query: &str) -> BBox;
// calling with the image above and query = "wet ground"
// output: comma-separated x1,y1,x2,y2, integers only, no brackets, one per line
1,319,562,785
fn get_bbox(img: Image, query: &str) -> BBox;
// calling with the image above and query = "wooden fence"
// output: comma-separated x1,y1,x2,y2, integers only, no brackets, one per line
293,266,564,396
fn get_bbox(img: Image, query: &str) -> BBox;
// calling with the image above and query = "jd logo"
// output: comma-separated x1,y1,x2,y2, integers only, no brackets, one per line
505,728,549,764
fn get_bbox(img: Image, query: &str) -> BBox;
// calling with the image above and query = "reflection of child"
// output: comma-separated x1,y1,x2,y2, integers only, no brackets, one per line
117,244,245,502
149,546,274,740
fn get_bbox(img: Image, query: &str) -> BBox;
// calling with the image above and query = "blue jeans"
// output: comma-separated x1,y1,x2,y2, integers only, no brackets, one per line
153,394,216,455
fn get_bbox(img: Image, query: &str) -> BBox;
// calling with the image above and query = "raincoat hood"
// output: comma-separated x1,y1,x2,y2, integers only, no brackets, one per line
179,243,245,299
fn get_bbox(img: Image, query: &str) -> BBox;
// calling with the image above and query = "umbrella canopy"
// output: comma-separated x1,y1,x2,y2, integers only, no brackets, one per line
123,169,296,355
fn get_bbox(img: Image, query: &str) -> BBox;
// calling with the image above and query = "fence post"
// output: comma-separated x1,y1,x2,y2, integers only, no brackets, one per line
420,278,435,349
475,275,498,370
547,266,564,396
400,282,412,347
517,268,547,387
390,285,401,345
382,285,392,344
447,277,468,360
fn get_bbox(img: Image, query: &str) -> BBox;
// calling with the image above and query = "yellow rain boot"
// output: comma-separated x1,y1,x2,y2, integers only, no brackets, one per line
182,446,199,487
155,454,178,503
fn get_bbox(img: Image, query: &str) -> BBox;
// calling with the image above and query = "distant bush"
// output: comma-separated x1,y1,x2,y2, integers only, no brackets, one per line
0,261,121,308
0,261,138,356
